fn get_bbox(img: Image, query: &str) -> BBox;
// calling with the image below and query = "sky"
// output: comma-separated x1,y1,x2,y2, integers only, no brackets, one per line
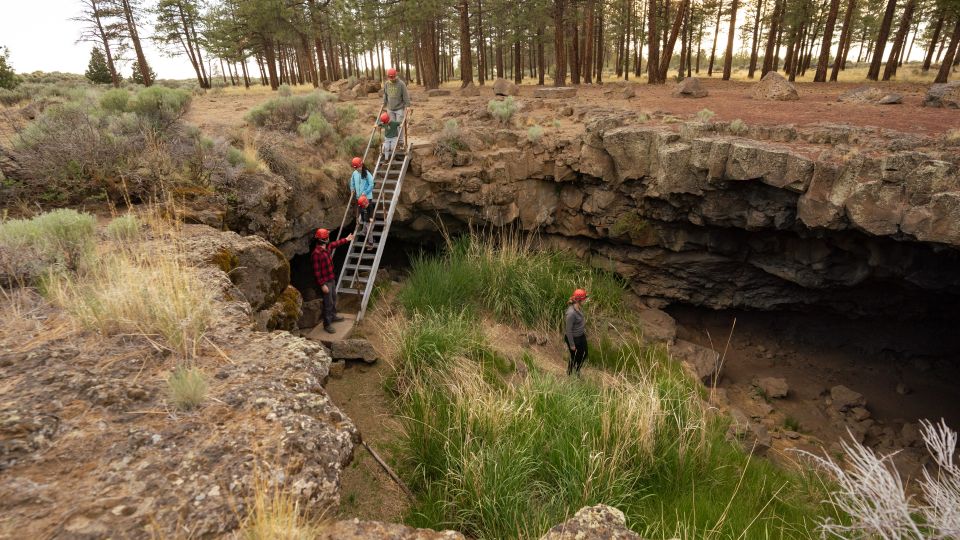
0,1,927,81
1,0,200,80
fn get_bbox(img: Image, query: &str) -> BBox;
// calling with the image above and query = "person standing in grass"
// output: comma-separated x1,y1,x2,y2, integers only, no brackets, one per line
565,288,589,376
313,228,353,334
383,68,410,124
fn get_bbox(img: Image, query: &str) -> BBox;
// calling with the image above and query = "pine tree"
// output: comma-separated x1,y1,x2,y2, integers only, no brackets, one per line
86,47,115,84
130,60,157,84
0,46,21,90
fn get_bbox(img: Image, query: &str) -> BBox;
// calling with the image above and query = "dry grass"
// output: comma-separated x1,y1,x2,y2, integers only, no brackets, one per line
167,364,209,410
240,471,328,540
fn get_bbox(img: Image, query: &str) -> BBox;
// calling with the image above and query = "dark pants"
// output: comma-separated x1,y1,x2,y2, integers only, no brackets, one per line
356,205,370,235
567,334,588,375
322,280,337,327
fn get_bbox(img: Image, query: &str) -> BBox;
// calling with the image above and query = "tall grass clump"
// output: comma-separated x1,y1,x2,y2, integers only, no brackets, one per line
44,247,215,358
398,233,622,330
241,471,326,539
0,209,96,285
167,364,208,410
487,97,516,124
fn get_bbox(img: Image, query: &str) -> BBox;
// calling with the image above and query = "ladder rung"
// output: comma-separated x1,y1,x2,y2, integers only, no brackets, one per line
338,287,362,294
348,253,376,260
344,264,373,271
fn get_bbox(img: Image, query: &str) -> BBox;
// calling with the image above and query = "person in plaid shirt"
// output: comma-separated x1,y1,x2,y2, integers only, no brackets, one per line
313,228,353,333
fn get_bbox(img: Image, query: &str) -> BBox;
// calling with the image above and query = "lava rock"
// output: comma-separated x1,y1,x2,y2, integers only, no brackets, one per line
459,81,480,97
298,299,325,329
753,376,789,398
540,505,642,540
838,86,902,105
534,87,578,99
330,339,378,364
672,77,708,98
320,519,465,539
493,78,520,96
328,361,345,379
922,81,960,108
427,89,451,97
829,385,866,411
636,308,677,344
752,72,799,101
670,340,719,386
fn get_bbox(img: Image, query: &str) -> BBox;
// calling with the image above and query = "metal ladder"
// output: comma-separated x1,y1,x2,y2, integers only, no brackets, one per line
335,116,411,321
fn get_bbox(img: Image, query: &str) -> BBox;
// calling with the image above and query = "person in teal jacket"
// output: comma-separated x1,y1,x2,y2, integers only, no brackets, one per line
349,156,374,202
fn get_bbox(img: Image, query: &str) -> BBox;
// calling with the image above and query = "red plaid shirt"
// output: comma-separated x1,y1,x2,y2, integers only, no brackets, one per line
312,238,350,285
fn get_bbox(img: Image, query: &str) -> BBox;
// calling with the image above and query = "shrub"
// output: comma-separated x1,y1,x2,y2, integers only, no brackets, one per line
551,119,561,129
105,214,140,243
100,88,130,113
129,86,191,129
433,119,467,160
298,112,336,145
334,104,358,133
729,118,748,135
277,83,292,97
487,97,516,124
696,108,716,123
337,134,366,157
167,365,208,410
43,247,215,358
527,125,544,143
0,209,96,285
0,87,26,106
246,91,336,131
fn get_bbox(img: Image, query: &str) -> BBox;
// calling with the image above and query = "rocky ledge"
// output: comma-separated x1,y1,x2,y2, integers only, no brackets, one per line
0,225,356,538
398,108,960,318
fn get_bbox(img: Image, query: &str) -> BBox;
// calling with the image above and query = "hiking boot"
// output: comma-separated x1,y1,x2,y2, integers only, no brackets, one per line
324,325,336,334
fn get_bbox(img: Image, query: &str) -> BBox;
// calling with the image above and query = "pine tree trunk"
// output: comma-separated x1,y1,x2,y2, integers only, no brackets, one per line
679,1,688,78
596,4,604,82
623,0,631,80
708,0,723,75
120,0,151,86
571,10,581,83
923,10,946,72
647,0,661,83
459,0,474,86
91,0,120,87
830,0,856,80
773,8,785,71
696,7,705,73
882,0,916,80
584,0,595,83
263,42,279,89
554,0,568,85
660,0,690,80
748,0,765,78
814,0,842,81
537,25,546,84
935,18,960,83
515,40,523,83
867,0,898,80
722,0,739,79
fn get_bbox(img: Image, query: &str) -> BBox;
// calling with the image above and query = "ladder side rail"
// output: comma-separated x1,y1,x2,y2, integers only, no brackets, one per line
334,105,384,242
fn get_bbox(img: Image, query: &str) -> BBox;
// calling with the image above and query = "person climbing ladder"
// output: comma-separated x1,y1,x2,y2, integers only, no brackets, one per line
349,156,374,206
313,228,353,334
377,112,401,157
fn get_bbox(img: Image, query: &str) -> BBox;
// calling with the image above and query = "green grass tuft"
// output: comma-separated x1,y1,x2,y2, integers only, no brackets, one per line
167,364,208,410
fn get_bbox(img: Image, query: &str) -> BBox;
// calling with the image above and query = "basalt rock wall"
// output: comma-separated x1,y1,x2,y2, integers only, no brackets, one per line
395,116,960,318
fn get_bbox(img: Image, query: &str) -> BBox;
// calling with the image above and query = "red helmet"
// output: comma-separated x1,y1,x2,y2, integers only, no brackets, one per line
379,112,390,124
315,228,330,241
387,68,397,79
357,195,369,207
351,157,362,169
572,289,588,302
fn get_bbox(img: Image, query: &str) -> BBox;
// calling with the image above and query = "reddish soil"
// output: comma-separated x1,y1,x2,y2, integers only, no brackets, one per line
505,79,959,136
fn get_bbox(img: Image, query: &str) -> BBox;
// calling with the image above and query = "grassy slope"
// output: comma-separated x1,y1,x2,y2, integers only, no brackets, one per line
379,234,836,539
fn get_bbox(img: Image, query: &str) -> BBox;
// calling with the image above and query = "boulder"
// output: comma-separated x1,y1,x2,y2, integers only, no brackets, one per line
460,81,480,97
329,78,352,92
752,72,799,101
364,80,381,94
320,519,465,539
670,339,719,385
493,78,520,96
837,86,901,105
540,505,642,540
829,385,865,411
254,285,302,332
225,233,290,311
672,77,708,98
727,408,772,454
330,339,378,363
339,88,356,101
636,308,677,344
923,81,960,108
753,376,789,398
427,89,451,97
298,298,325,329
622,85,636,99
534,87,578,99
328,360,345,379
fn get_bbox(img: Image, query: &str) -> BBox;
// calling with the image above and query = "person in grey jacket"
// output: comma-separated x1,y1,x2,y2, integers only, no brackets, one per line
383,68,410,124
565,288,589,376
